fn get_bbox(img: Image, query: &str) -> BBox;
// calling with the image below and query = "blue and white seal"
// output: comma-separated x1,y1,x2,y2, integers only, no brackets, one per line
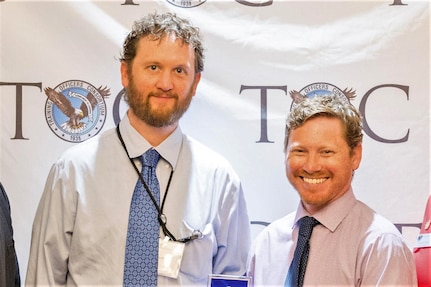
44,80,110,143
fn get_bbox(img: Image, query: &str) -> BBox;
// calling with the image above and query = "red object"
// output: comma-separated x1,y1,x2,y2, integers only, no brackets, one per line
414,195,431,287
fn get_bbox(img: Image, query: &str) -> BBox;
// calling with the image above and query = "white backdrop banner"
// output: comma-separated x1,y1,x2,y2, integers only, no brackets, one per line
1,0,430,279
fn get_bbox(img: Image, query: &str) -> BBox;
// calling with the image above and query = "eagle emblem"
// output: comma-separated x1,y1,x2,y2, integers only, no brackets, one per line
44,80,110,143
289,83,356,110
44,85,110,133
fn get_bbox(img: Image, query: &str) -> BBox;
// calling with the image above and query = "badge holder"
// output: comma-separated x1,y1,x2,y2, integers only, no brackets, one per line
158,237,185,279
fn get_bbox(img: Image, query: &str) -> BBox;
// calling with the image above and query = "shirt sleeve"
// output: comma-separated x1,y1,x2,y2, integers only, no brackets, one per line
212,179,251,276
360,232,418,286
25,161,77,286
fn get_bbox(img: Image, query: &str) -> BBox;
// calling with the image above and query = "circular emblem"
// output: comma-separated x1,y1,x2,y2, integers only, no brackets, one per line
166,0,206,8
44,80,110,143
289,82,355,110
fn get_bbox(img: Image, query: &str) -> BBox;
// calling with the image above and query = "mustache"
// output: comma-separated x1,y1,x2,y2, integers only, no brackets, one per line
149,91,178,98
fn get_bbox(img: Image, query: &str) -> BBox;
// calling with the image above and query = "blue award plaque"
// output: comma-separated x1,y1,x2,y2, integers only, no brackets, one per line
208,274,251,287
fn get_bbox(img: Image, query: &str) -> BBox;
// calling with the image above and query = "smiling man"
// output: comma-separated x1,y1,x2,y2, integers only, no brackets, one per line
26,12,251,287
246,94,417,286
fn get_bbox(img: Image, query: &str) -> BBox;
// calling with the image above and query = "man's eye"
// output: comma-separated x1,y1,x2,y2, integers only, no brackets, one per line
149,65,157,70
175,67,184,74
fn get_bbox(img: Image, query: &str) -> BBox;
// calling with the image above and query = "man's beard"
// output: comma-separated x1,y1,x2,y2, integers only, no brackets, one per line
125,76,194,127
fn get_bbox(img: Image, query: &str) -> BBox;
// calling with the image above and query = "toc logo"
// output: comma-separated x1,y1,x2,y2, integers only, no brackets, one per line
44,80,110,143
289,82,356,110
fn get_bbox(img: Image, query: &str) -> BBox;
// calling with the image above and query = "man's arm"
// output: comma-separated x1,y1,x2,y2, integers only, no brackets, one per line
213,180,251,276
25,163,75,286
360,233,417,286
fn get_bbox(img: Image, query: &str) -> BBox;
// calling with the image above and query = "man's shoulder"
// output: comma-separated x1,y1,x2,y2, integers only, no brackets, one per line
354,201,400,232
255,212,296,243
184,134,220,152
0,183,9,209
183,134,232,166
53,128,117,168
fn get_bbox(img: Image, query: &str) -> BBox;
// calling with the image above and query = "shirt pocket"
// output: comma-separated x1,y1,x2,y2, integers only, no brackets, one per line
178,222,216,281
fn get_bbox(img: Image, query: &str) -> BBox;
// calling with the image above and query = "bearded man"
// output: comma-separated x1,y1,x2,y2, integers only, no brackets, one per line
26,12,251,287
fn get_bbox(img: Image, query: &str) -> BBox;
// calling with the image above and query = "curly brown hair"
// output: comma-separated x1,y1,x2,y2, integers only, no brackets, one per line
120,12,204,73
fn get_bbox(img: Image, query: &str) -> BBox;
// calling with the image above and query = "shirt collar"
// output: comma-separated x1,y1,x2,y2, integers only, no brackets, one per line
293,188,357,232
118,112,183,170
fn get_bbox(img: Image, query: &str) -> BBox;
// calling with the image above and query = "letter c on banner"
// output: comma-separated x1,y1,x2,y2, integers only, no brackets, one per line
359,84,410,143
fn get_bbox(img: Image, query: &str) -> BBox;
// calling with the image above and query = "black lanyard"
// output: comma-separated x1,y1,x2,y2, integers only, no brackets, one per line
116,125,177,241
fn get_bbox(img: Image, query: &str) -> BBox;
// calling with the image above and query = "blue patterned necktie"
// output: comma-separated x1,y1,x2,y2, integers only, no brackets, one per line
123,149,160,287
285,216,320,287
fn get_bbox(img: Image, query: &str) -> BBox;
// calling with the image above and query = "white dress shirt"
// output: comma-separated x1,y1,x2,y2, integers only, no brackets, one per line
26,114,251,286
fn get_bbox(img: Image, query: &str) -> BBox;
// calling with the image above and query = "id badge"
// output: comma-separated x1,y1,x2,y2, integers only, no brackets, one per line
158,237,185,279
415,233,431,248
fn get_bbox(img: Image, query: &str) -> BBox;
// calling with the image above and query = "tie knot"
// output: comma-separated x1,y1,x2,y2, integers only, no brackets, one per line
141,149,160,168
298,216,320,238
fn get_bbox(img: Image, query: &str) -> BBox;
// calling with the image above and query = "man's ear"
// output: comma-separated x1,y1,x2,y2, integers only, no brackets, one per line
191,72,201,97
352,143,362,170
120,61,129,88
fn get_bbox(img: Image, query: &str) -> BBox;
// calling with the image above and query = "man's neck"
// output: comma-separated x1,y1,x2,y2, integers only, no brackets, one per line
127,110,178,147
